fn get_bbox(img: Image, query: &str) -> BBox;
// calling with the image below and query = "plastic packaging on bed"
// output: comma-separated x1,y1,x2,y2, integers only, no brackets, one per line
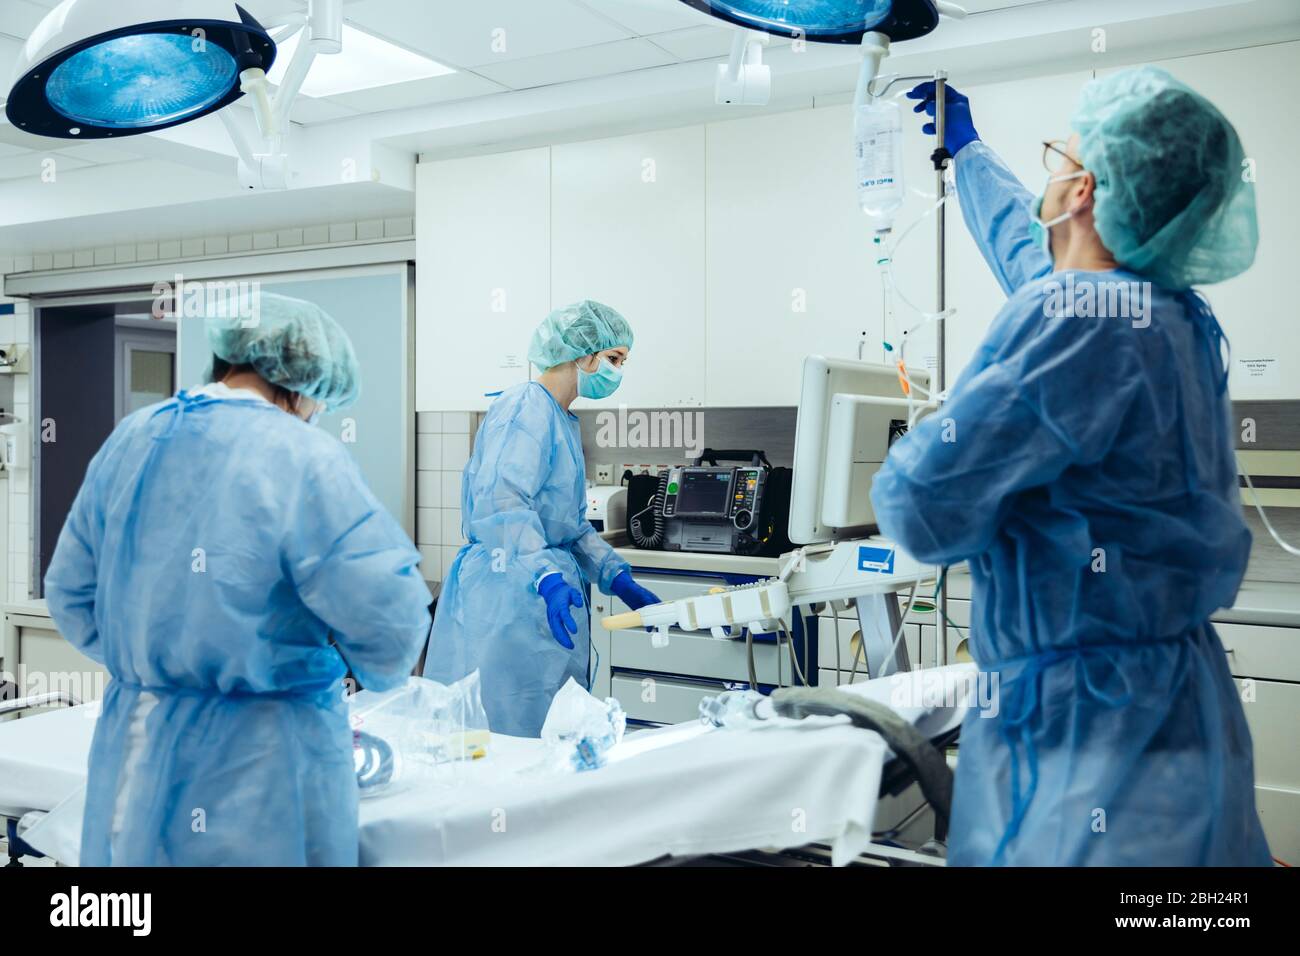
349,672,490,797
538,678,627,772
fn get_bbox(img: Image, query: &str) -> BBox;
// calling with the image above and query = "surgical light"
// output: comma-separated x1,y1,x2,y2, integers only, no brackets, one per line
678,0,941,44
6,0,275,140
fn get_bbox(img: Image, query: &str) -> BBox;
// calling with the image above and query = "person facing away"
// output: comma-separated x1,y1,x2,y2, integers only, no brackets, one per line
45,293,433,866
424,300,660,737
872,67,1271,865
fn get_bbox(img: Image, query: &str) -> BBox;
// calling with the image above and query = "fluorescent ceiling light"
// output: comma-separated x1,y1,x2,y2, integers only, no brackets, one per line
268,23,454,98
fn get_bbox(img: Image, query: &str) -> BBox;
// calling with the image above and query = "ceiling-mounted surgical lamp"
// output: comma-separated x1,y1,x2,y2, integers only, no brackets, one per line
680,0,966,106
5,0,275,138
6,0,344,191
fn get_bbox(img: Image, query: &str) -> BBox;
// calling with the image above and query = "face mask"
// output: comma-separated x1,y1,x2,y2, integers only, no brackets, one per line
1028,169,1089,257
577,356,623,400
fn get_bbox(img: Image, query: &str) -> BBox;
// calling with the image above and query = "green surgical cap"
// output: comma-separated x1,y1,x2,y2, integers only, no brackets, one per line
1072,66,1257,290
205,292,361,410
528,300,634,371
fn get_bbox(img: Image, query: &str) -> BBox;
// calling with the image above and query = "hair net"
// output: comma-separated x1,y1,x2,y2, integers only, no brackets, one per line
206,292,360,410
1072,66,1257,290
528,300,634,371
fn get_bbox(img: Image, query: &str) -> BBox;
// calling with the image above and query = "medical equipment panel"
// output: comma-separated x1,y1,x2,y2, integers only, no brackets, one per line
628,449,791,556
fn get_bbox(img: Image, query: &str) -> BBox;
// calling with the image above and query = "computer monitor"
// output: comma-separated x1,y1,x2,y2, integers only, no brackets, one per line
788,355,931,545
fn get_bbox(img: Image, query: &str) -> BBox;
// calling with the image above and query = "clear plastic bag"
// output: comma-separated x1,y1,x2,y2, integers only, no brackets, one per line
348,672,490,797
540,678,627,772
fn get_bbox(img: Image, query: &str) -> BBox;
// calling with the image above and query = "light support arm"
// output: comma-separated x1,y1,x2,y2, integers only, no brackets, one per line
223,0,342,190
714,28,771,105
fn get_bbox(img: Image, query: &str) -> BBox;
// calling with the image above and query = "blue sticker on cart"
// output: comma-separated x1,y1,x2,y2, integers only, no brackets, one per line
857,546,895,574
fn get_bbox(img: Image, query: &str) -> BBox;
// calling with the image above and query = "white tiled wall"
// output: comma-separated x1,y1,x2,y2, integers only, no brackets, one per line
415,411,472,585
13,218,415,278
0,263,34,604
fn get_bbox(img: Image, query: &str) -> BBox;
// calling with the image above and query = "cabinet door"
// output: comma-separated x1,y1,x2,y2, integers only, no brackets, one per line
551,127,706,409
416,147,550,411
706,105,908,407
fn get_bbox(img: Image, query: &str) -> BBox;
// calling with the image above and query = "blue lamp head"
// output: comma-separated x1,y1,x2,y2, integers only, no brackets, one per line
678,0,940,43
5,0,275,139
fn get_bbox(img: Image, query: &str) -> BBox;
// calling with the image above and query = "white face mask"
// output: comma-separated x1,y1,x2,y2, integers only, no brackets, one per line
1028,169,1089,257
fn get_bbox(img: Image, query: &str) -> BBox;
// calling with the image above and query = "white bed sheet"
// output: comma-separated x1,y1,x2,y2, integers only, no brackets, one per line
5,664,976,866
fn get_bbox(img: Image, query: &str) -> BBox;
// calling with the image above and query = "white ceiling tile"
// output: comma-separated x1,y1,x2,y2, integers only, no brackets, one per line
345,0,632,68
475,37,677,90
326,71,507,113
284,96,364,123
645,24,738,60
48,142,140,164
0,0,50,42
0,142,32,158
0,151,91,180
573,0,712,36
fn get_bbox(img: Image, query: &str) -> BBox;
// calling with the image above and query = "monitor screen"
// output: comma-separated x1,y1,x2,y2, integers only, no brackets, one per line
676,470,733,515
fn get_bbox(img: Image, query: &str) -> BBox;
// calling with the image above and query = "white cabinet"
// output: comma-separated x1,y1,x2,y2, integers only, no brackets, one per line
551,127,707,409
416,147,550,412
705,104,934,407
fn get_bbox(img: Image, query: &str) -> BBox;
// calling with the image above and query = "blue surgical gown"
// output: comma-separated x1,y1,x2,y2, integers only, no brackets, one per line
45,389,432,866
870,142,1271,866
424,382,628,737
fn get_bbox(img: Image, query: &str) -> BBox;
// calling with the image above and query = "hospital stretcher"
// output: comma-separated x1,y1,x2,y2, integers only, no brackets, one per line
0,666,972,867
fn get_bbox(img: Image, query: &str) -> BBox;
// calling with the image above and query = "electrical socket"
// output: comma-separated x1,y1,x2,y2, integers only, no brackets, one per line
594,462,613,484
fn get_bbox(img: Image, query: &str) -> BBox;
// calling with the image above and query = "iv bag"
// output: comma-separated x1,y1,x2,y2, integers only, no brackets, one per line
854,98,905,232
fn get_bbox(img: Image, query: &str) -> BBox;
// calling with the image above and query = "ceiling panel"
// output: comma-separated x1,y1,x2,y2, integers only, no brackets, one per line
0,151,91,181
47,142,140,164
0,0,51,41
575,0,713,35
474,38,677,90
325,71,507,113
346,0,633,67
647,24,742,60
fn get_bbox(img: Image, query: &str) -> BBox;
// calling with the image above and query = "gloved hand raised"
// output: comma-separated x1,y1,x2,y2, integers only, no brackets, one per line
537,573,583,650
610,570,660,611
906,81,979,157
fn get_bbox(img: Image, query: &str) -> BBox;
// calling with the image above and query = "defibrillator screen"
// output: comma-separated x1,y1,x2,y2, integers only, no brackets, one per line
676,470,734,516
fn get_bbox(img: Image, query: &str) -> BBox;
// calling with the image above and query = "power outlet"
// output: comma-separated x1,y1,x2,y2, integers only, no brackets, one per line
594,462,613,484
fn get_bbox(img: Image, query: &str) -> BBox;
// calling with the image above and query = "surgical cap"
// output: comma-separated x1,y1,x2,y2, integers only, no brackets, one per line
205,292,361,410
528,300,634,371
1072,66,1257,291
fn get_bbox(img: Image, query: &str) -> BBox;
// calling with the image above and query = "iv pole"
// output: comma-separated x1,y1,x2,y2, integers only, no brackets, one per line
864,63,954,668
933,72,950,667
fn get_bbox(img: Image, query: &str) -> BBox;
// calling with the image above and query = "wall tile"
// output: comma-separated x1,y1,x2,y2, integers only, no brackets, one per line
442,411,471,434
441,434,470,471
416,507,440,546
441,469,462,505
418,545,441,582
416,433,441,470
441,509,464,545
416,471,441,508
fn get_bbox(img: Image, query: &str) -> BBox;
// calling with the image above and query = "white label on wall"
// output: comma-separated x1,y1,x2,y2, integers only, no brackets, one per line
501,353,523,369
1237,357,1279,383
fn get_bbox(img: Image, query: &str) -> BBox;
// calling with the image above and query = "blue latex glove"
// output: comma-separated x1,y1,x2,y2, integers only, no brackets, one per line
537,573,582,650
906,81,979,157
610,570,660,611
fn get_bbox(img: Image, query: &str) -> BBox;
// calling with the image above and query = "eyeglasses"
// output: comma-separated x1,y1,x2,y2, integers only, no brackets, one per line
1042,140,1083,174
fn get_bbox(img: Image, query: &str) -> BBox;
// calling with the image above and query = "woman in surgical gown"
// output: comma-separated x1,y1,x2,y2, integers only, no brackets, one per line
872,68,1271,865
424,300,660,737
45,294,432,866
